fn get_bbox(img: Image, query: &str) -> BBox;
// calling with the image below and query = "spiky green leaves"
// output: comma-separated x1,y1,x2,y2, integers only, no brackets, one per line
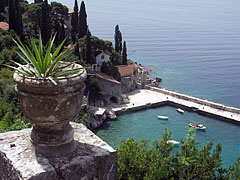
8,32,83,84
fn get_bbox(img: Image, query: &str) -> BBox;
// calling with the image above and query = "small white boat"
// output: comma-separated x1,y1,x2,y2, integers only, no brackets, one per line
157,116,168,120
189,123,206,130
167,140,180,145
177,108,184,113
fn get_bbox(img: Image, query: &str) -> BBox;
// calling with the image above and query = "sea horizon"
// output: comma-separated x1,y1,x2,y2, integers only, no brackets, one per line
28,0,240,108
27,0,240,167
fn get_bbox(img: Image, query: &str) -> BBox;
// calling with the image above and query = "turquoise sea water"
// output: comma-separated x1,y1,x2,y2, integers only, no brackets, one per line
95,107,240,168
32,0,240,167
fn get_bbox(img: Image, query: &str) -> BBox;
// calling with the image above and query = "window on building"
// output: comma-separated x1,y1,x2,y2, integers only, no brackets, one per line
101,55,104,59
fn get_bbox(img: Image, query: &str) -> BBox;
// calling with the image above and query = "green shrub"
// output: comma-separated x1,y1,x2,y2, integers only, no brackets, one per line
117,128,239,180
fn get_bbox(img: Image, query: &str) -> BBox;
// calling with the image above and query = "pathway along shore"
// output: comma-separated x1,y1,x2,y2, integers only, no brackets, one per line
109,87,240,125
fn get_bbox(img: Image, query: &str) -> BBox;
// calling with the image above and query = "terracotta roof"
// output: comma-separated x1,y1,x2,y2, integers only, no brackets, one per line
95,72,120,84
68,8,74,14
0,22,9,31
118,65,134,76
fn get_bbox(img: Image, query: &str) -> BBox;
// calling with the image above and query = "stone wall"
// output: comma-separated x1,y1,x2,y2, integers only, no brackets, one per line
121,75,137,93
149,86,240,114
0,123,117,180
96,76,121,100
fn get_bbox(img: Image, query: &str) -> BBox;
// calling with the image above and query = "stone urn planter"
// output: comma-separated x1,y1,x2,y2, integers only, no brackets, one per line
13,64,87,156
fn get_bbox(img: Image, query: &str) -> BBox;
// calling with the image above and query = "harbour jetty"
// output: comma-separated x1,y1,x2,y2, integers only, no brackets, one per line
110,87,240,125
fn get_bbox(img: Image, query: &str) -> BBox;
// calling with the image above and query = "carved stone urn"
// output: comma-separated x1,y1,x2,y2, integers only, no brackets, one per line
13,64,87,156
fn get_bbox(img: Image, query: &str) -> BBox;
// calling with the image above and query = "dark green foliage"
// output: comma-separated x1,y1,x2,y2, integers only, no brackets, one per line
74,42,80,58
0,0,4,14
225,158,240,179
78,35,122,66
55,21,65,46
50,2,68,46
15,0,23,40
87,78,103,103
0,31,22,65
0,68,31,133
73,105,88,125
122,41,127,65
8,0,23,39
22,2,42,35
41,0,50,45
117,128,239,180
0,0,8,21
34,0,43,3
71,0,78,43
114,24,122,53
8,0,15,30
78,1,87,39
85,28,92,64
101,61,120,80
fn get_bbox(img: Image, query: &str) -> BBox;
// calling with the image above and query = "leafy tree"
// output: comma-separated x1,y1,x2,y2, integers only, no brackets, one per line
78,1,87,39
71,0,78,43
41,0,50,45
122,41,127,65
50,2,68,45
117,127,239,180
114,24,122,53
22,2,42,35
87,78,103,103
101,61,120,80
85,28,92,64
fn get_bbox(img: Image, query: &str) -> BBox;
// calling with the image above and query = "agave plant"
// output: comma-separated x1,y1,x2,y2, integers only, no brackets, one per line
8,32,82,85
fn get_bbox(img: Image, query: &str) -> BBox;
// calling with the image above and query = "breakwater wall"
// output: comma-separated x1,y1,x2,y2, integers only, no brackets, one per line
112,88,240,125
146,86,240,114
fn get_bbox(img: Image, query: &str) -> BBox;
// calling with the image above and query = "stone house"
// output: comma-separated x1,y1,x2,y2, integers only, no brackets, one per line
92,50,110,72
118,65,136,93
95,72,122,104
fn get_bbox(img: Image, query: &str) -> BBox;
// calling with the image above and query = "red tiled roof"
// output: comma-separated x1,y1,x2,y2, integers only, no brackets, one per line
118,65,134,76
0,22,9,31
95,72,120,84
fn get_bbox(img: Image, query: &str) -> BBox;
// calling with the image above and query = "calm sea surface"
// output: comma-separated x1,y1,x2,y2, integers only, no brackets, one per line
35,0,240,167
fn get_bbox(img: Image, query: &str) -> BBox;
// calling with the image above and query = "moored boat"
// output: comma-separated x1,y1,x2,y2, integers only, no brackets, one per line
157,116,168,120
189,123,206,130
167,140,180,145
176,108,184,113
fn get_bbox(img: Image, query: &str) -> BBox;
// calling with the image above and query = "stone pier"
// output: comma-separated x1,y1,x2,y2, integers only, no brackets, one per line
0,123,117,180
110,88,240,125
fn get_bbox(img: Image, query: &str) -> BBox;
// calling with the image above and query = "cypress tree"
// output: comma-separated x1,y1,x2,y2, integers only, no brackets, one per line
71,0,78,43
122,41,127,65
57,21,65,46
114,25,122,53
34,0,43,3
0,0,4,14
15,0,23,40
8,0,15,31
41,0,50,45
78,1,87,39
85,28,92,64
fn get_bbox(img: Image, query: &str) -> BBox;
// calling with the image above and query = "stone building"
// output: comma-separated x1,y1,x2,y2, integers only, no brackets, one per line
95,72,122,104
118,65,136,93
92,50,110,72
